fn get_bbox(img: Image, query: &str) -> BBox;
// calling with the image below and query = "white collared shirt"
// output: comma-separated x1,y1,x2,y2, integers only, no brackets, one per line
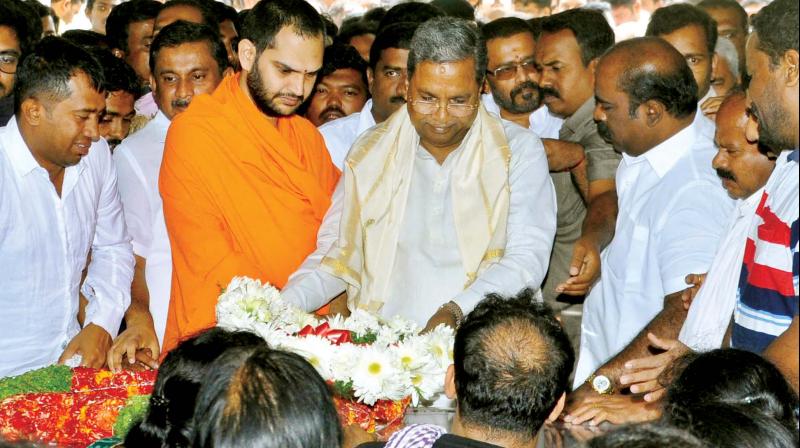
481,93,564,139
319,99,376,169
574,119,735,386
283,120,557,327
0,118,134,377
113,111,172,346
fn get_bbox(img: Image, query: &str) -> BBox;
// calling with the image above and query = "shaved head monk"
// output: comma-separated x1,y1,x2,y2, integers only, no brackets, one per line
158,0,339,353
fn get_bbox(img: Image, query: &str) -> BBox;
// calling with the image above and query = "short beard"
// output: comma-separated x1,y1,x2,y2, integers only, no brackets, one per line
490,80,541,115
246,64,301,117
751,95,794,152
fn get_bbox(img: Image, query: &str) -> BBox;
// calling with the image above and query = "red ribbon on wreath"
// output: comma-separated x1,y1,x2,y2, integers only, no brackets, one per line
298,322,351,345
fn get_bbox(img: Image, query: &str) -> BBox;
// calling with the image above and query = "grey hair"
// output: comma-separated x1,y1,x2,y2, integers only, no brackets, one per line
407,17,487,84
715,37,739,76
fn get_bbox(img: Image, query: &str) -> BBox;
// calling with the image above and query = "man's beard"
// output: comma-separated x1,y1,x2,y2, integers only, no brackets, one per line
750,95,794,152
246,65,304,117
491,80,541,114
596,120,613,143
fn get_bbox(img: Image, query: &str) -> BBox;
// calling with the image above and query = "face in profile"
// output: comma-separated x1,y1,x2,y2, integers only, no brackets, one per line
123,19,156,88
593,57,648,156
535,29,596,119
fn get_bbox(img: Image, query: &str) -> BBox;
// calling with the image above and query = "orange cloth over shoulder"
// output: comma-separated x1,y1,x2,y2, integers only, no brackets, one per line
159,73,340,353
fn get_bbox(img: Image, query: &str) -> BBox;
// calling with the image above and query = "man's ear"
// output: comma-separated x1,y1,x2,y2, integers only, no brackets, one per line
546,393,566,423
149,74,157,95
20,98,44,127
238,38,257,73
444,364,457,400
643,99,664,127
783,49,799,87
111,48,125,59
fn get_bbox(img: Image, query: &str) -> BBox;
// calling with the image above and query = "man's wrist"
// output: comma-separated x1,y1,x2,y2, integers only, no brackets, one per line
439,301,464,328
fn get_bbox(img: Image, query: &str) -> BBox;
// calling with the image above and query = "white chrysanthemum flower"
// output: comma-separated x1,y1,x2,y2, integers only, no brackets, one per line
393,337,435,372
278,335,336,379
421,324,455,370
408,366,446,405
386,315,419,339
329,343,360,384
324,314,348,331
344,309,382,336
351,346,410,405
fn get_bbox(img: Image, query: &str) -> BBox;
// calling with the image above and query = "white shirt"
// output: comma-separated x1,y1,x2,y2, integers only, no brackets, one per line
0,118,134,377
481,93,564,139
679,188,763,351
113,111,171,346
283,120,557,327
574,119,735,386
318,99,376,169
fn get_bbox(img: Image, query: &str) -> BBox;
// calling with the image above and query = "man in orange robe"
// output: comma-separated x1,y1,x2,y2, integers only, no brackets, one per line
158,0,339,353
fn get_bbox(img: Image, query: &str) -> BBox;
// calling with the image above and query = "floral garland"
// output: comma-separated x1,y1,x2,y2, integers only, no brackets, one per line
216,277,454,407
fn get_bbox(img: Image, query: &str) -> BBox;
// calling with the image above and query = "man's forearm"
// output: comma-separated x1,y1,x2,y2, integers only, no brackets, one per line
595,291,687,384
581,189,617,251
126,255,153,327
763,317,799,393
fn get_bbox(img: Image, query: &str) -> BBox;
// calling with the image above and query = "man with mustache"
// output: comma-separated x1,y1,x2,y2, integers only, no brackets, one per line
95,50,141,152
563,37,734,416
159,0,339,354
531,9,622,304
304,42,369,129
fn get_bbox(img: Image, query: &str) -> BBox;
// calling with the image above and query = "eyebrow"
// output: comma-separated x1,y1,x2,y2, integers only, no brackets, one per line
381,65,404,71
274,60,322,75
595,94,612,105
0,49,20,55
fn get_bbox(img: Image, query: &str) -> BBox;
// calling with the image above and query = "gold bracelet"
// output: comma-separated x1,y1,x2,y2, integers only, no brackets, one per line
441,301,464,328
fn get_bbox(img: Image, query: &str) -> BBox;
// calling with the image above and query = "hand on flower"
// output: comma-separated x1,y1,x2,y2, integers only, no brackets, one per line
619,333,690,402
421,304,459,334
107,317,160,372
342,424,376,448
681,273,707,310
58,323,112,368
563,393,661,426
556,236,601,296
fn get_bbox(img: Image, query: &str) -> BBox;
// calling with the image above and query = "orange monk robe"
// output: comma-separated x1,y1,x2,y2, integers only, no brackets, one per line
159,73,340,353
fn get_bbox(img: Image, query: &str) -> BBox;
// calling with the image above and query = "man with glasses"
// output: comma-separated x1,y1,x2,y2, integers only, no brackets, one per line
0,0,35,126
282,17,556,332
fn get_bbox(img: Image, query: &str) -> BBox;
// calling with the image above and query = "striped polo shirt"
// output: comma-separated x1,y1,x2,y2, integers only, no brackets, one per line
732,149,799,353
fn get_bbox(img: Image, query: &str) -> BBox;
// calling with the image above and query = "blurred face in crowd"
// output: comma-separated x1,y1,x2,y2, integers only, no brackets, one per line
99,90,135,150
238,26,323,118
219,19,239,69
120,19,155,88
368,47,409,123
24,72,105,172
486,32,541,119
41,15,57,37
52,0,82,23
710,55,738,97
0,26,21,99
407,59,481,156
535,29,597,118
657,24,715,99
593,56,649,156
305,68,368,127
151,41,228,120
87,0,116,34
348,33,374,63
611,3,640,26
712,94,774,200
154,4,203,35
702,6,747,70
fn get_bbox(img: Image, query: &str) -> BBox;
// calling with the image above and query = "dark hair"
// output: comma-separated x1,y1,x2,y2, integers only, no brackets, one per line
320,15,338,40
62,29,109,49
751,0,799,68
662,348,799,432
317,42,369,89
430,0,475,21
105,0,162,53
528,17,544,40
377,2,445,31
241,0,324,54
160,0,219,30
482,17,533,43
646,4,718,55
540,8,614,66
454,289,575,439
368,21,418,70
91,49,142,97
588,423,706,448
363,6,387,24
124,328,266,447
13,36,104,114
24,0,52,20
149,20,228,77
663,403,799,448
0,0,35,55
192,346,342,448
338,19,378,45
697,0,748,33
609,37,698,118
212,0,238,25
408,17,487,84
235,8,248,36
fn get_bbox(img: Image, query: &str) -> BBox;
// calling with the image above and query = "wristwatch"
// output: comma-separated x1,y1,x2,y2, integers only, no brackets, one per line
586,374,614,395
440,301,464,328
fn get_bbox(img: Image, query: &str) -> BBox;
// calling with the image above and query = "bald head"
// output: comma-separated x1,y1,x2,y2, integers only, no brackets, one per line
712,90,775,199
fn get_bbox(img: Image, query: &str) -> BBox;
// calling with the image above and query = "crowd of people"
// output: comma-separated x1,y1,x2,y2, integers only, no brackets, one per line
0,0,797,445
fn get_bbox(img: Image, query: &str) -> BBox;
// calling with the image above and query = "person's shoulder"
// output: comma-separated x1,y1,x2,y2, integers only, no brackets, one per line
499,118,545,159
320,111,362,136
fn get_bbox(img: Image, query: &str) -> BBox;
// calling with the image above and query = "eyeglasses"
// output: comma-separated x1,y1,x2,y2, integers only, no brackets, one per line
408,97,479,117
0,53,20,75
487,60,536,81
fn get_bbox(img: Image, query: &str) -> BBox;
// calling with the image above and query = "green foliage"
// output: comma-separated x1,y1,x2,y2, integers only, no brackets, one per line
0,365,73,401
113,394,151,438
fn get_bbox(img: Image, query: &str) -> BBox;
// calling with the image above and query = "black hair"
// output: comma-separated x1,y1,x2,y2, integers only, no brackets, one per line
124,328,266,447
363,6,386,24
320,15,338,41
213,1,238,26
661,348,799,432
13,36,104,114
610,37,698,118
235,8,248,36
105,0,162,53
318,42,369,89
241,0,325,54
377,2,445,31
646,4,718,55
430,0,475,21
454,289,575,440
482,17,533,42
160,0,219,30
540,8,615,66
368,21,418,70
0,0,35,55
192,345,343,448
663,403,799,448
750,0,799,68
24,0,52,20
149,20,228,77
338,19,378,45
528,17,544,40
91,49,142,97
62,29,109,49
697,0,748,33
588,423,706,448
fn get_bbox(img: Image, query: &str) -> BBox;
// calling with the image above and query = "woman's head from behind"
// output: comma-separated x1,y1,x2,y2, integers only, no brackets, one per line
192,345,343,448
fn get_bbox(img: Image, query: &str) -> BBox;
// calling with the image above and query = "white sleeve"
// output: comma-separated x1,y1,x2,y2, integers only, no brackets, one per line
113,144,153,258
